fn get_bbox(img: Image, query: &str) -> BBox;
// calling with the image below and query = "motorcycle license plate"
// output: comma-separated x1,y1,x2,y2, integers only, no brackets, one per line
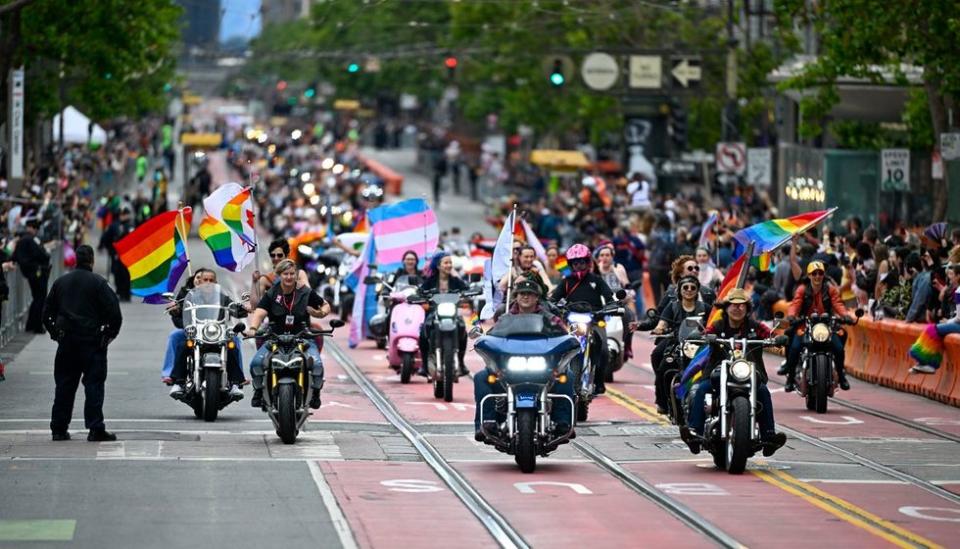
515,393,537,409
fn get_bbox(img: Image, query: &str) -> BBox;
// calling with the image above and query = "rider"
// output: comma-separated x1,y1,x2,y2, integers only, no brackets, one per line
683,288,787,456
778,260,854,392
394,250,421,279
548,243,614,394
243,259,331,410
419,252,469,376
168,268,245,399
499,244,552,297
650,274,709,414
474,279,574,440
251,238,310,306
656,255,717,315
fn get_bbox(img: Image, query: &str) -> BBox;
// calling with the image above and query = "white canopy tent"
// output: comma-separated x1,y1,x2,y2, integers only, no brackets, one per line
53,106,108,145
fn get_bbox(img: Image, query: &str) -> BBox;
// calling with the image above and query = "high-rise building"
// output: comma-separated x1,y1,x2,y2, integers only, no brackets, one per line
261,0,311,26
177,0,221,49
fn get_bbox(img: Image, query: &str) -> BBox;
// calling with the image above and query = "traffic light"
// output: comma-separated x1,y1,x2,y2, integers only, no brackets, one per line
276,80,288,91
347,63,360,73
304,87,316,99
549,58,565,87
444,56,458,79
668,98,688,151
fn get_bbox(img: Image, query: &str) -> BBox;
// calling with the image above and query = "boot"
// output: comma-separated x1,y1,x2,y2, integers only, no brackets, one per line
762,432,787,457
784,376,797,393
309,389,322,410
251,389,264,408
87,429,117,442
837,369,850,391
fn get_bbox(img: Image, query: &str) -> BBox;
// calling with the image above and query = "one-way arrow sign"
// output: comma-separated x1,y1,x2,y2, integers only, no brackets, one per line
671,57,701,88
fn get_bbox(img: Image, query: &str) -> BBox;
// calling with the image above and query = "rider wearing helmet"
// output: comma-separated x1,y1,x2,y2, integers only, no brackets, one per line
548,244,615,394
778,260,854,392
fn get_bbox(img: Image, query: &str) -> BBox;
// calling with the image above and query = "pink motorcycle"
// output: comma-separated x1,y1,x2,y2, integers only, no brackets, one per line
368,273,425,383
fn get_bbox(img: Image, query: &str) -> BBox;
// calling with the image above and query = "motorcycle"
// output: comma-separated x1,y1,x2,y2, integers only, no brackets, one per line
643,311,706,426
786,309,863,413
414,286,482,402
555,290,627,422
472,314,582,473
682,332,787,474
163,284,246,422
366,273,425,382
314,248,355,321
247,320,345,444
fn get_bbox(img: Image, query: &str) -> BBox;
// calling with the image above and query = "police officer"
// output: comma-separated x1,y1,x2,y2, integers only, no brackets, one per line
43,245,123,441
10,218,51,333
99,207,134,301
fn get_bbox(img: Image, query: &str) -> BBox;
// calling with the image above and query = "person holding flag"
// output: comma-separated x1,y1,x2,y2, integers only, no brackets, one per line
683,288,787,456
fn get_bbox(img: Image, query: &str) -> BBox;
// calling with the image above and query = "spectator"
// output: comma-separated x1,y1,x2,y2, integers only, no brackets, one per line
905,251,933,323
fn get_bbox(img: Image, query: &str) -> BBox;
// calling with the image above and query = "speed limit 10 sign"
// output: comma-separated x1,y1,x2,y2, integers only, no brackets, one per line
881,149,910,192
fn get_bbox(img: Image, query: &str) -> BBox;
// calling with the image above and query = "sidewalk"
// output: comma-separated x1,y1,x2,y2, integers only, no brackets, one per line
361,148,493,238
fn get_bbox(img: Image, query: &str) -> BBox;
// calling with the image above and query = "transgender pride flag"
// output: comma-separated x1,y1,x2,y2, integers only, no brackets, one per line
347,199,439,347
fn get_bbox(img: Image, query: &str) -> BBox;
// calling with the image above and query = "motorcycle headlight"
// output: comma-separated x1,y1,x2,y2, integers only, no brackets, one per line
683,342,699,359
811,323,831,343
437,302,456,318
729,359,753,382
202,323,224,342
506,356,548,372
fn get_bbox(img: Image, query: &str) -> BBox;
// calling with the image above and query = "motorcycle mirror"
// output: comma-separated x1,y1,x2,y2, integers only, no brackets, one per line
233,323,246,334
161,292,176,301
363,275,380,284
329,319,346,328
855,308,865,318
645,308,658,319
615,289,628,301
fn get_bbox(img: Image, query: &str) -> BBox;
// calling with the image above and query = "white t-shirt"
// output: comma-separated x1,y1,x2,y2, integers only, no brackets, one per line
627,180,651,208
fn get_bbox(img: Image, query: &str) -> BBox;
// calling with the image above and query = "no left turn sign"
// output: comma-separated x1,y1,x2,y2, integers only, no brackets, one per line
716,142,747,175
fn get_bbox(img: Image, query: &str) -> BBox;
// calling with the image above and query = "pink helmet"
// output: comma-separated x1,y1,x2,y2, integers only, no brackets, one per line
565,243,591,261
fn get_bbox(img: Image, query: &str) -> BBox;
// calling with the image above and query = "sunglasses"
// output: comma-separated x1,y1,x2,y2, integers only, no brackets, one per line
810,271,825,277
680,284,698,292
728,302,747,309
570,258,589,266
686,265,700,272
270,252,285,259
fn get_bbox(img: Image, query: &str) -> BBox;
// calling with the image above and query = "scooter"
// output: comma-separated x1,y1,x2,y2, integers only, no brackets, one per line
604,314,625,382
366,272,425,383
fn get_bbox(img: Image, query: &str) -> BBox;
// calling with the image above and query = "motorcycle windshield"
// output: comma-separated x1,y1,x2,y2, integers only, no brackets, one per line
476,333,580,358
184,284,227,324
678,316,704,341
395,275,422,289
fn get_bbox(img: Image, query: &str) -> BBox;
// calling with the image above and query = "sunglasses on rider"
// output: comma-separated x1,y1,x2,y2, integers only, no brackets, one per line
270,252,285,259
680,284,698,292
810,270,825,277
686,265,700,272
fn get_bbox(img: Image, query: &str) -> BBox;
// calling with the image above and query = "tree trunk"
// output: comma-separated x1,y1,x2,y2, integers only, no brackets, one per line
925,75,950,222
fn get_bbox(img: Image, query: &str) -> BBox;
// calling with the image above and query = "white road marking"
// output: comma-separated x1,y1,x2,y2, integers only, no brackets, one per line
798,479,960,485
307,460,360,549
96,441,125,459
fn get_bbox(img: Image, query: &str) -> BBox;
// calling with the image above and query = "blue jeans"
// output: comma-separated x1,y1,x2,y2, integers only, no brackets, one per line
165,330,245,383
936,322,960,339
785,333,845,378
249,340,323,391
162,329,185,379
687,377,778,440
473,373,575,430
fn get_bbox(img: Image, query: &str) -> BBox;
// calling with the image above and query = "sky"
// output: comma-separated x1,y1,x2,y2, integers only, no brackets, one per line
219,0,262,43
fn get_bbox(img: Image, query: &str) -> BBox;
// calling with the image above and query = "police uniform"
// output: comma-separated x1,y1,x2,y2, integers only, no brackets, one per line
12,224,51,333
43,260,122,440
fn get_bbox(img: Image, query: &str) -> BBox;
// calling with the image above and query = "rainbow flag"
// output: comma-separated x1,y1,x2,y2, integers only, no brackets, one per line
733,208,836,255
114,208,192,304
555,256,571,277
675,344,712,400
707,253,747,326
750,251,773,272
909,324,944,369
698,212,718,248
198,214,255,272
203,183,257,248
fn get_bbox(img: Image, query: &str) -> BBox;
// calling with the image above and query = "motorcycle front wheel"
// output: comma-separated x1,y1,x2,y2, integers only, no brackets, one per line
277,383,298,445
400,352,414,384
725,396,751,474
203,369,220,422
515,409,537,473
811,355,831,414
442,336,455,403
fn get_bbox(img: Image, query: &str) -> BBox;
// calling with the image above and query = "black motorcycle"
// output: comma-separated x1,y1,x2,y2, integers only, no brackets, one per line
248,320,345,444
413,286,481,402
786,310,863,413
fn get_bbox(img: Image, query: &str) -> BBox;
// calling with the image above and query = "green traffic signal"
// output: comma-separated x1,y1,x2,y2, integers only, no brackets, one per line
304,88,316,98
347,63,360,73
550,72,565,86
549,58,565,87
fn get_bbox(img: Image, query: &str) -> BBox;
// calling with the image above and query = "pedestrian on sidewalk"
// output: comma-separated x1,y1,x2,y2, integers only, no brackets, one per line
9,218,52,334
43,245,123,441
432,151,447,207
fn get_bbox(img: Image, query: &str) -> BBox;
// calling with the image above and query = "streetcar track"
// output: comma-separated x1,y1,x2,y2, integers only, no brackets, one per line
331,340,750,549
620,358,960,506
326,340,529,549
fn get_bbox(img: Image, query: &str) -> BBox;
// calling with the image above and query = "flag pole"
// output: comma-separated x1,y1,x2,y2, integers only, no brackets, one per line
177,202,193,277
505,204,518,307
246,179,264,273
736,241,754,289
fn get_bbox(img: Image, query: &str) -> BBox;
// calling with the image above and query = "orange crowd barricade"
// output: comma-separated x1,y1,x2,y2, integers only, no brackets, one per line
358,154,404,195
844,317,959,407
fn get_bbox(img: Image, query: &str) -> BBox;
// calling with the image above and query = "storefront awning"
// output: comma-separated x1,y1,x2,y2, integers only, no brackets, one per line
530,150,589,170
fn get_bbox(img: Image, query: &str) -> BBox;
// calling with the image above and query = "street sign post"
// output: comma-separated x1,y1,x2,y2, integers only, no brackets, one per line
715,142,746,175
628,55,662,89
8,68,24,181
670,57,702,88
881,149,910,192
746,147,772,186
581,52,619,91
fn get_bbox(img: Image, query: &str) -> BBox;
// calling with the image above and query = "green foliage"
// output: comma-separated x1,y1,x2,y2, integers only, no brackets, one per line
902,88,935,149
9,0,181,122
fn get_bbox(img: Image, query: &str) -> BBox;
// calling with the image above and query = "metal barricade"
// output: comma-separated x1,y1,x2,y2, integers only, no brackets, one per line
0,243,64,347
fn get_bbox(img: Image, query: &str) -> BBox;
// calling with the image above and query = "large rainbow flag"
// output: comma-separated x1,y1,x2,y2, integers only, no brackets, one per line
114,208,192,304
733,208,836,256
675,344,712,400
203,183,257,248
707,253,747,326
198,214,255,272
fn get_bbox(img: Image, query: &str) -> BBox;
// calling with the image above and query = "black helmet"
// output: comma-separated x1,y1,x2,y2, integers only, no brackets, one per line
514,279,542,297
